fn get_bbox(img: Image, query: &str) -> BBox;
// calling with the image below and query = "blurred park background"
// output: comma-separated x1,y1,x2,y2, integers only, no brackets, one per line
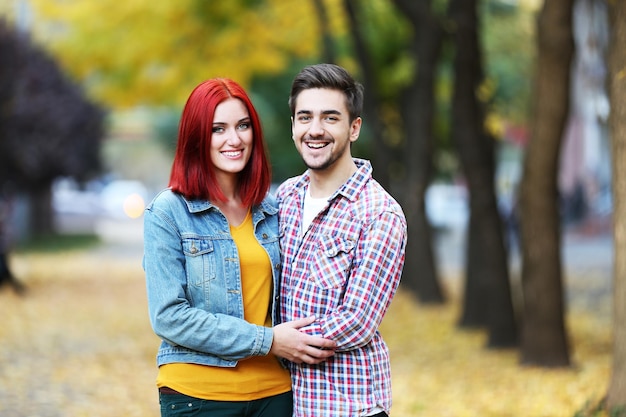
1,0,625,415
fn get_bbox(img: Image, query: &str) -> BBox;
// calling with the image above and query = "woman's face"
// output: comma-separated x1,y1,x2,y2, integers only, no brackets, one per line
210,98,254,178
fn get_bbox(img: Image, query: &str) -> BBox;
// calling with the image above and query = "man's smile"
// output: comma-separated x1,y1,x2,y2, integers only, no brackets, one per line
305,140,330,149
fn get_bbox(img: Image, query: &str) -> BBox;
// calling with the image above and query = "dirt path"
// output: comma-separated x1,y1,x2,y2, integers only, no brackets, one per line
0,230,159,417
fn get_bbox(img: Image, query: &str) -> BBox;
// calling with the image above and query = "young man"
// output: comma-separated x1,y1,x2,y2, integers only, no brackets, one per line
275,63,407,417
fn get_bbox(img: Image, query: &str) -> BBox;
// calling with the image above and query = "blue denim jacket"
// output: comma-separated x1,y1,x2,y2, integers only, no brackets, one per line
143,188,281,368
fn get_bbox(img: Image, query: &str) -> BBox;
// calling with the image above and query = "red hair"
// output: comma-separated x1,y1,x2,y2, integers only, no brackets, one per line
169,78,271,206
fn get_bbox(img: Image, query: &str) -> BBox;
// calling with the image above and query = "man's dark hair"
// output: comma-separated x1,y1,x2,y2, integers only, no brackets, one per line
288,63,364,122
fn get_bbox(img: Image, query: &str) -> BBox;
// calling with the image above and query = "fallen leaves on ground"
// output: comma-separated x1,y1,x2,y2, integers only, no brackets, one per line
382,289,610,417
0,245,611,417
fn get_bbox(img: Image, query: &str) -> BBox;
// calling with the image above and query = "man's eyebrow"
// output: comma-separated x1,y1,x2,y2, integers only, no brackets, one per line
295,109,342,115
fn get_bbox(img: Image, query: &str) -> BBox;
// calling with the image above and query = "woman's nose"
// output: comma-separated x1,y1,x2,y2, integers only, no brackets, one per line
226,127,243,145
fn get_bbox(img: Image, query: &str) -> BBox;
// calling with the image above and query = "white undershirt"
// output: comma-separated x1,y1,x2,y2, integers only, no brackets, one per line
301,186,329,236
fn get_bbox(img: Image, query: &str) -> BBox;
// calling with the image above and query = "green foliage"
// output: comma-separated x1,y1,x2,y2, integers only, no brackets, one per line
481,1,536,125
358,0,414,97
250,70,305,183
573,398,626,417
21,0,537,184
0,18,105,189
29,0,320,108
151,108,181,154
14,233,101,253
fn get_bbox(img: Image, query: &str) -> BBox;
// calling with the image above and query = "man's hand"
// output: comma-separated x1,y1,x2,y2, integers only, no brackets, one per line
271,316,336,364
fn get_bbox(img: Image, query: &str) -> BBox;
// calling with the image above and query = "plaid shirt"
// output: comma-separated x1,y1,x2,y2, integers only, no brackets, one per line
276,159,407,417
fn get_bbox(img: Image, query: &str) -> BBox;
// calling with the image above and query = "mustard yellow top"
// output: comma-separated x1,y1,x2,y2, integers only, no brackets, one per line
157,210,291,400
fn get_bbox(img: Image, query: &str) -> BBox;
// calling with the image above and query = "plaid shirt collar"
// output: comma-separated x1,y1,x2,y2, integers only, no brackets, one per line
285,158,372,203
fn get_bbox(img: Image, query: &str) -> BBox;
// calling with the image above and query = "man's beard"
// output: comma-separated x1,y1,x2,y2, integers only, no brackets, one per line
302,136,350,171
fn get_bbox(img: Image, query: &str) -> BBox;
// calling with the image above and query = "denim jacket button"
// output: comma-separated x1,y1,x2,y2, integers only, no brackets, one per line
262,233,268,239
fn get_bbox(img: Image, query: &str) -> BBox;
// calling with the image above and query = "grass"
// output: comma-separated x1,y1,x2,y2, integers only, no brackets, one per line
13,233,101,253
0,239,614,417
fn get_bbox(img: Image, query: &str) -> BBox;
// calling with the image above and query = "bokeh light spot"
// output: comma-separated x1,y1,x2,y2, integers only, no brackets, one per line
123,193,145,219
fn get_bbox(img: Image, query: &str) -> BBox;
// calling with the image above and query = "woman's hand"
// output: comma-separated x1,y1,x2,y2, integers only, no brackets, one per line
271,316,336,364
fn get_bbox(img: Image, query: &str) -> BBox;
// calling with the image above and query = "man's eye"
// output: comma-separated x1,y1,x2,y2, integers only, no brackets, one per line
298,116,311,122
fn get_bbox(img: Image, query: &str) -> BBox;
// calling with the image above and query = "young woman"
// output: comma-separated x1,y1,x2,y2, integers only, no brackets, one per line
143,78,335,417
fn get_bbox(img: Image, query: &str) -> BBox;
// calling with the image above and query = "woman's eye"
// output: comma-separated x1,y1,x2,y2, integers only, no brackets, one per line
237,122,250,130
212,126,224,133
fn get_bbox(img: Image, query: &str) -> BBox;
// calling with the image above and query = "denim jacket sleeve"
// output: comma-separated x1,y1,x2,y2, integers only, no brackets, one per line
143,190,273,363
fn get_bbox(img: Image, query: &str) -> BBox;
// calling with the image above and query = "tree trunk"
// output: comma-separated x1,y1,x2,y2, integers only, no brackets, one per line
28,184,54,238
344,0,444,302
606,0,626,408
0,197,25,294
519,0,573,367
393,0,445,303
400,87,443,304
313,0,337,65
449,0,518,347
342,0,443,302
343,0,391,190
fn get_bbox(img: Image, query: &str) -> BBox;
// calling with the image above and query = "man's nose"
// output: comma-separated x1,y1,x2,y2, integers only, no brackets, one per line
308,118,325,137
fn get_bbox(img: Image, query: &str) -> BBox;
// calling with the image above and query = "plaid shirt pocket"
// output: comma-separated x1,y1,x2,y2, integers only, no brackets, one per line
310,235,356,289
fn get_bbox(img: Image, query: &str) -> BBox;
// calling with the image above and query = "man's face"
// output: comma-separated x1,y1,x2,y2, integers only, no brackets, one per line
291,88,361,171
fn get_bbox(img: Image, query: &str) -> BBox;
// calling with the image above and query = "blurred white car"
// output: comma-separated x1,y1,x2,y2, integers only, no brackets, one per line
425,183,469,231
52,177,102,216
99,180,149,219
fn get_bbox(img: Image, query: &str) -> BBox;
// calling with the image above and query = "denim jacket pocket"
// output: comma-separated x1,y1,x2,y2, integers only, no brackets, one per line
311,235,356,289
182,238,215,286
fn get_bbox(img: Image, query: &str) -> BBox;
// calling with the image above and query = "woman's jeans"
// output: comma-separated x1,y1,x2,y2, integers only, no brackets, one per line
159,390,292,417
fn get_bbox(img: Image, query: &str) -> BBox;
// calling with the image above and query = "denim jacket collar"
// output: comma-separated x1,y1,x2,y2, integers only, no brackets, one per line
181,193,278,217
